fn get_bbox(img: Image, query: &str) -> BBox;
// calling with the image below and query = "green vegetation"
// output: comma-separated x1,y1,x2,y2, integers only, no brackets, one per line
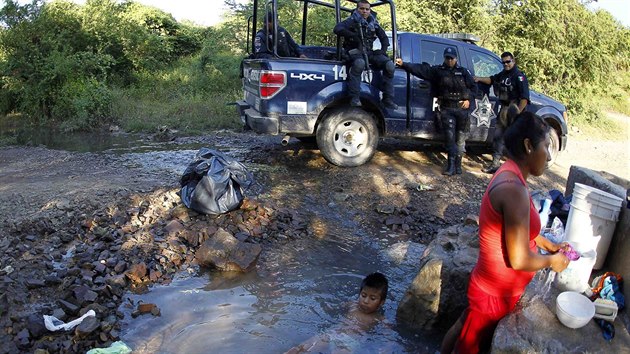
0,0,629,139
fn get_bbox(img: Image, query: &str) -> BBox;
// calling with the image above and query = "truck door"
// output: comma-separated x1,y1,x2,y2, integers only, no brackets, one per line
409,40,451,139
467,49,503,143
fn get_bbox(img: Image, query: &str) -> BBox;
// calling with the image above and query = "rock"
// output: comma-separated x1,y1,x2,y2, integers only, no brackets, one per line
125,262,147,283
58,299,79,315
15,328,30,348
464,214,479,226
24,278,46,289
396,258,442,329
73,285,99,305
195,228,262,272
164,220,185,235
105,274,127,288
75,316,99,337
52,308,67,322
132,303,161,318
396,224,479,331
493,274,630,353
26,314,46,339
113,261,127,274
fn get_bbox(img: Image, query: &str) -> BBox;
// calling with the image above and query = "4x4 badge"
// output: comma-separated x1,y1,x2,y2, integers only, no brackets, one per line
472,94,496,127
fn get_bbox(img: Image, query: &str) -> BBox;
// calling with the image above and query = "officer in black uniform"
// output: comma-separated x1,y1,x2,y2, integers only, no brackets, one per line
396,47,477,176
333,0,397,109
254,11,306,59
475,51,530,173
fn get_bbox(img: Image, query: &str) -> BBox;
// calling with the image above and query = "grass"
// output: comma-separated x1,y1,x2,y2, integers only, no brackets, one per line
111,88,242,134
109,55,243,135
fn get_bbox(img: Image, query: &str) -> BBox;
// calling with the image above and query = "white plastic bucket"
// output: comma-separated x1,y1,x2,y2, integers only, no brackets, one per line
564,183,624,269
555,242,597,293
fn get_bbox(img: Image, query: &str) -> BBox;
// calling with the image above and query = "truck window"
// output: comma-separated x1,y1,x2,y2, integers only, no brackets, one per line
470,50,502,77
420,40,453,65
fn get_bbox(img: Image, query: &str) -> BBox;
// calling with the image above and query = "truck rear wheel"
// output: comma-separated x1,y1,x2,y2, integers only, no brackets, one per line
547,127,560,167
316,108,379,167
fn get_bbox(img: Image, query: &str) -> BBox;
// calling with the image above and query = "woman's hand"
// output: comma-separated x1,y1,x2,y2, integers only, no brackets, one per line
550,252,570,273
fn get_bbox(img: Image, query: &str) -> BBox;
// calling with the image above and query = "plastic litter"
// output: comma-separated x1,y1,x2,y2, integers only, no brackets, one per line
43,309,96,331
86,341,132,354
180,148,254,215
541,217,565,245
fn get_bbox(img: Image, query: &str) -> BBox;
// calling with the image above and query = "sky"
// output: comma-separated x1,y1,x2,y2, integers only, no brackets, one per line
9,0,630,28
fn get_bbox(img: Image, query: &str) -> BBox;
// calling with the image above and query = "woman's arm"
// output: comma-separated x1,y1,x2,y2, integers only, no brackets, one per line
491,180,569,273
534,235,567,253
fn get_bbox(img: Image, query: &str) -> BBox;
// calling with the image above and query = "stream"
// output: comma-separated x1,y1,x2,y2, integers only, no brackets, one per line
118,217,440,353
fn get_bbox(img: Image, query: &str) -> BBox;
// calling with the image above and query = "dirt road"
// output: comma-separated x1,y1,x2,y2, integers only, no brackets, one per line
0,119,627,352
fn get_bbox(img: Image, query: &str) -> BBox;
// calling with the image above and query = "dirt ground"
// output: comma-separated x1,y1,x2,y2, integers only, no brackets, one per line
0,114,627,352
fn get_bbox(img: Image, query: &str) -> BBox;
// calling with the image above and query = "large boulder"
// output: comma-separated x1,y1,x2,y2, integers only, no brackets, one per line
195,228,261,272
493,272,630,353
396,222,479,331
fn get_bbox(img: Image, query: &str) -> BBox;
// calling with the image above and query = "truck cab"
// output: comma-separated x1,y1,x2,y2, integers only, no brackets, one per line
236,0,568,167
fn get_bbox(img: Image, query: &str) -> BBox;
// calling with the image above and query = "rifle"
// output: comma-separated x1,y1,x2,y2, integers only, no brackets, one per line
357,22,372,81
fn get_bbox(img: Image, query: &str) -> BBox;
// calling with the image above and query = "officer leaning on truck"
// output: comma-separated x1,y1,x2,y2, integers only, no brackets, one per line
333,0,397,109
474,52,530,174
254,11,307,59
396,47,477,176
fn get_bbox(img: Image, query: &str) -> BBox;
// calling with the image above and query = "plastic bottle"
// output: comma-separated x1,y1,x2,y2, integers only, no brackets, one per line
539,198,552,232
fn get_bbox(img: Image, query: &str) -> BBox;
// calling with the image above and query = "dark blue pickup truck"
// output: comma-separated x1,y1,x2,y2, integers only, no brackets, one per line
237,0,567,167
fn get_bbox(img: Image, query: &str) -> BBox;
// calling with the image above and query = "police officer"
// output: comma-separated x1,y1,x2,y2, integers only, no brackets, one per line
474,52,530,174
396,47,477,176
333,0,397,109
254,11,306,59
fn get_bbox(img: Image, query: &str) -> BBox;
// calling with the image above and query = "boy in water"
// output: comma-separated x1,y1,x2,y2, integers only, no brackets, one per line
286,272,389,353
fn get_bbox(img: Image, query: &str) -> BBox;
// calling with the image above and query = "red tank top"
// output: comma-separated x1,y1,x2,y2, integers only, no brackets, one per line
471,159,540,297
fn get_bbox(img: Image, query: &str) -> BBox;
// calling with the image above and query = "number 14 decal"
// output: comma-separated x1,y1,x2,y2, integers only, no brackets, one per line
332,65,372,83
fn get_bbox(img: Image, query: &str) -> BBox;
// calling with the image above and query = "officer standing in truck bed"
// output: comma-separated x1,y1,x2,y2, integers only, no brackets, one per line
474,52,530,174
396,47,477,176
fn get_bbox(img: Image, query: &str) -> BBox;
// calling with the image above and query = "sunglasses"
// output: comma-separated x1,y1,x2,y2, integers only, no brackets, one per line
502,60,513,64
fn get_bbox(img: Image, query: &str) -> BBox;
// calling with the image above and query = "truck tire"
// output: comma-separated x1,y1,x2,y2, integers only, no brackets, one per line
547,127,560,167
316,108,379,167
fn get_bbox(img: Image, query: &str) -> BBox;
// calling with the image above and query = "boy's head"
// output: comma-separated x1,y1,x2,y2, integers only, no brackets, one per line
358,272,388,314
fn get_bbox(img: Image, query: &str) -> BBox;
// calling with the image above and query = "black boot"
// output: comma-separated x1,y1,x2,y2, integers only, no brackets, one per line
443,153,456,176
455,154,463,174
482,156,501,174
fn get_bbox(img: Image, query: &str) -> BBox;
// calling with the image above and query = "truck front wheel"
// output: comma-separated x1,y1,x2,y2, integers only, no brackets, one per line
316,108,379,167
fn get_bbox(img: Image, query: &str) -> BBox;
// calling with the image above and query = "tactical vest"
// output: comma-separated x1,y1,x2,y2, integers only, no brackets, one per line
436,66,470,102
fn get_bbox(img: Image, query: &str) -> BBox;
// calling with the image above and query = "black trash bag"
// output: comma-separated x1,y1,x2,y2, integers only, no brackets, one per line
180,148,254,215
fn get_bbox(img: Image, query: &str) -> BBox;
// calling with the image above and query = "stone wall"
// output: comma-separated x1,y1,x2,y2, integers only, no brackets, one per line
565,166,630,297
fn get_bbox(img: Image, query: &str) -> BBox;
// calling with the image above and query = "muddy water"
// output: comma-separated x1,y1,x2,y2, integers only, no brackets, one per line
119,226,439,353
8,128,441,352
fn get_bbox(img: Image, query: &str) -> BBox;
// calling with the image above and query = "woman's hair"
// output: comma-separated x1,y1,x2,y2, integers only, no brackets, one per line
503,111,550,160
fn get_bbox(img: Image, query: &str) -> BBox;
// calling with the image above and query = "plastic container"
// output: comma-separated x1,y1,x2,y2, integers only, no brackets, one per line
555,242,597,293
564,183,624,269
593,298,618,322
539,198,552,232
556,291,595,329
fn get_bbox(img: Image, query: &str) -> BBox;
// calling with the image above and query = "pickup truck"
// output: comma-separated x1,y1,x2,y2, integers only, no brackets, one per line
236,1,568,167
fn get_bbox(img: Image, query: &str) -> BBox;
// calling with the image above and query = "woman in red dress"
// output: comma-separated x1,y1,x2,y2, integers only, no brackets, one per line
441,111,570,354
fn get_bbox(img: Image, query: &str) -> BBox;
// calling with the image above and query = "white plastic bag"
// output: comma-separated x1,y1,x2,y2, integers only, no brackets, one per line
542,217,565,244
43,309,96,331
